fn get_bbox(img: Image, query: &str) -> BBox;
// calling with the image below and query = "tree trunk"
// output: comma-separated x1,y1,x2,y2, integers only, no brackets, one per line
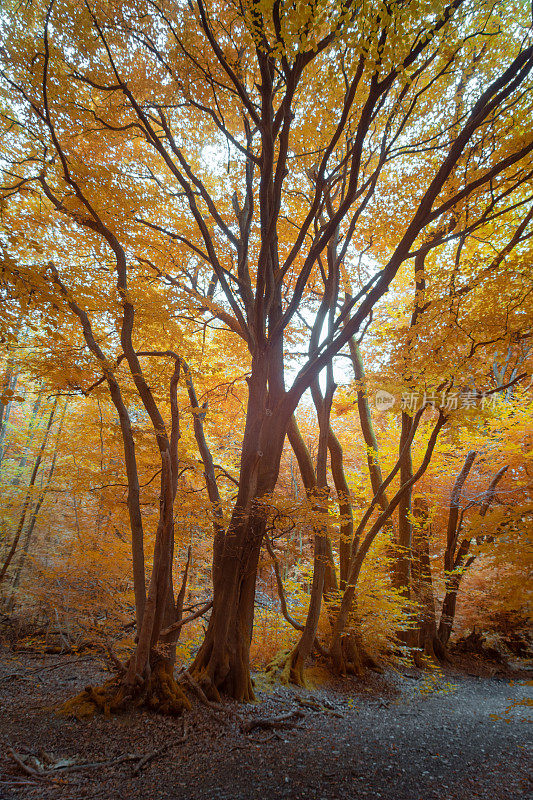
289,365,334,685
349,338,396,581
192,353,288,700
0,366,19,472
395,412,418,646
8,399,68,602
287,415,339,608
436,451,477,647
411,496,439,662
330,411,446,672
349,339,390,509
10,391,45,487
182,359,225,583
0,398,58,585
395,411,414,594
437,464,507,648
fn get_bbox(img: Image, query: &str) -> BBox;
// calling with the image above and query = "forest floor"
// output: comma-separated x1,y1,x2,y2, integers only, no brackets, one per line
0,644,531,800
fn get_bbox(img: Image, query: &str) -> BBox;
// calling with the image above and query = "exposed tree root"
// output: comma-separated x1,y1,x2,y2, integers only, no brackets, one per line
413,649,438,669
178,670,242,727
191,640,255,703
413,635,443,668
59,658,190,718
263,648,293,684
432,635,451,663
331,633,365,677
264,648,310,688
288,650,307,687
266,631,381,687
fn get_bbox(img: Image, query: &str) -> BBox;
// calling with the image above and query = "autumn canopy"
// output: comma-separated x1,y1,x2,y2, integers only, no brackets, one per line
0,0,531,709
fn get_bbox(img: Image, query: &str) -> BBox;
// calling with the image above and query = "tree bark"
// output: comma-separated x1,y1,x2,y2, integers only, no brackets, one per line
349,339,390,509
330,411,446,672
411,496,439,661
8,398,68,599
0,398,58,584
289,360,335,685
287,415,339,607
396,412,414,594
191,350,288,700
437,463,507,646
0,366,19,472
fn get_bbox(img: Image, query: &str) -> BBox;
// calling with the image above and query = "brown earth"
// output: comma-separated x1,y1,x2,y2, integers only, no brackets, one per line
0,645,531,800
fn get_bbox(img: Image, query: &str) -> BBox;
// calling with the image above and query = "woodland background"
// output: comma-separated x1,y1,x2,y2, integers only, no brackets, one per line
0,0,531,713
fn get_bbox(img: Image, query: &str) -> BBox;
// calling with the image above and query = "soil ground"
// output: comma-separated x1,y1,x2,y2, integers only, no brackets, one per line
0,645,531,800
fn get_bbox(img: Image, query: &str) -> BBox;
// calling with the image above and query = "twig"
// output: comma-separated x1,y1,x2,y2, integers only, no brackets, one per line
132,724,187,776
7,748,48,780
0,654,97,683
8,738,189,780
48,754,141,773
242,709,304,733
295,696,344,717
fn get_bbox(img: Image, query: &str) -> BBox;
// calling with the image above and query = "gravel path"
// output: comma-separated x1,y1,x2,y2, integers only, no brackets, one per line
0,648,531,800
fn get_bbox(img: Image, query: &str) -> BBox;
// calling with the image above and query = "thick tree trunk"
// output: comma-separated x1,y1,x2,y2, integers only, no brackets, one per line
191,509,267,700
192,352,288,700
438,577,462,647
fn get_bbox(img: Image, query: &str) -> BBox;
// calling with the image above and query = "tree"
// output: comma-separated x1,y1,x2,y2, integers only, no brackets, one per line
1,0,532,701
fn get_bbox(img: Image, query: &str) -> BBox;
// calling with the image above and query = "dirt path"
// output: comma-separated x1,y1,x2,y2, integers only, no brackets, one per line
0,648,531,800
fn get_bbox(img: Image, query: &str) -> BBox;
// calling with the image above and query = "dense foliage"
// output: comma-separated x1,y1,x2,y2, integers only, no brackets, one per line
0,0,531,707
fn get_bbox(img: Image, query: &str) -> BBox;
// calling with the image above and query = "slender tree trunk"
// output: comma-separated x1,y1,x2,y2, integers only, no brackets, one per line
396,412,414,594
11,391,44,487
395,412,419,648
437,463,507,647
349,339,390,509
349,339,396,584
8,399,68,601
330,411,446,672
0,368,19,472
182,359,225,582
287,415,339,607
288,365,335,685
327,430,353,591
436,450,477,645
411,496,439,661
0,398,58,584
